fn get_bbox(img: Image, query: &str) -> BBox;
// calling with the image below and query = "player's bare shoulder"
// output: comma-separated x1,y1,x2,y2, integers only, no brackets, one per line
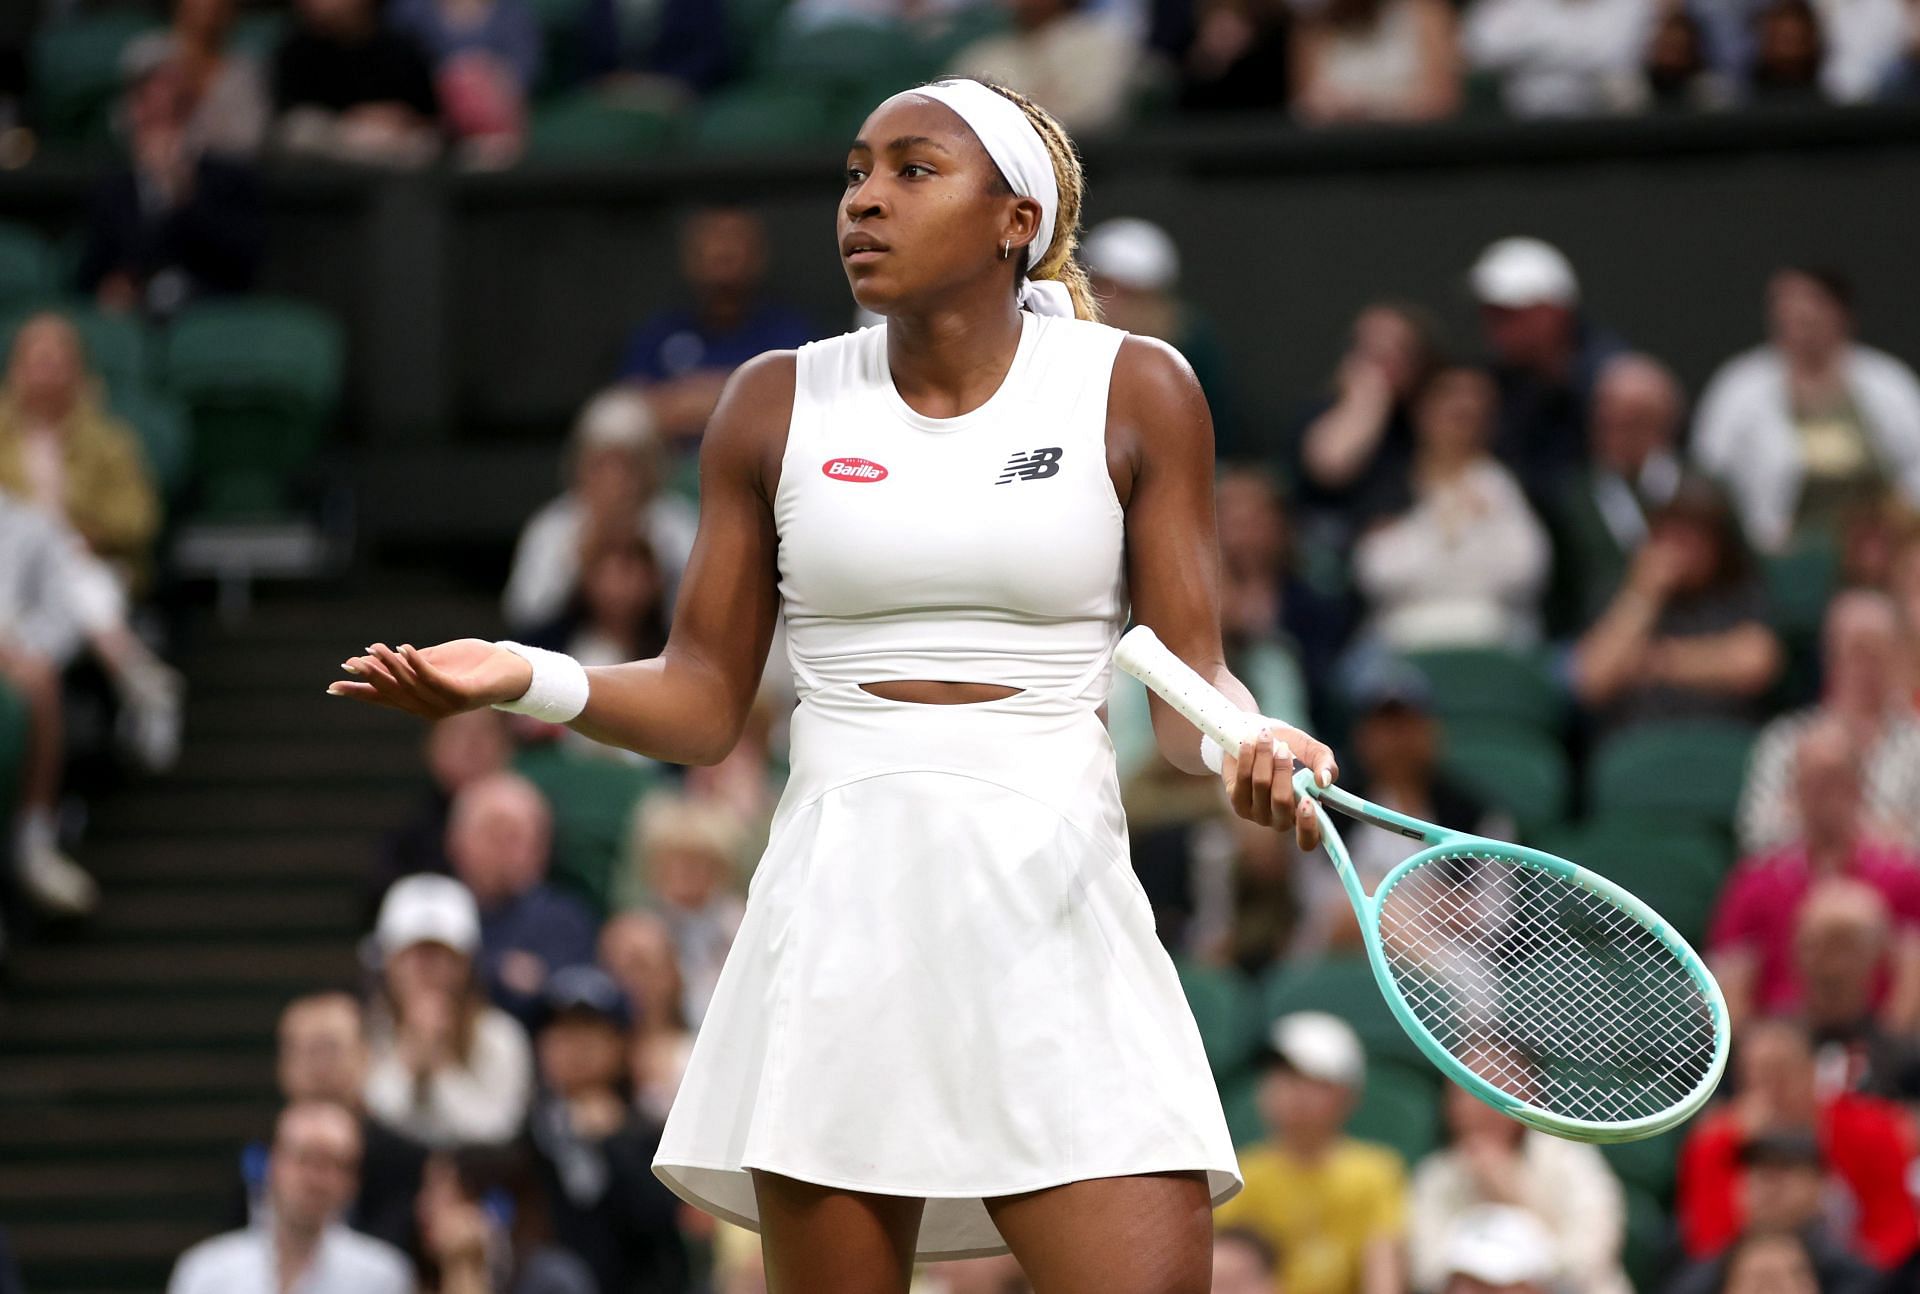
703,349,800,501
1106,333,1215,501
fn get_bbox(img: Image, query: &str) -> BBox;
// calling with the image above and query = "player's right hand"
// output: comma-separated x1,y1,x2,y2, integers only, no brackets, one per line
326,638,533,720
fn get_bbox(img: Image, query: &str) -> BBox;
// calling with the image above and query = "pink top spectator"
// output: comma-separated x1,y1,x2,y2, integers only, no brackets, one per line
1709,841,1920,1013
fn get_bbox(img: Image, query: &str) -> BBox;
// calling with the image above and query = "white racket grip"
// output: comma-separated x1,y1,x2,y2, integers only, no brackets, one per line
1114,626,1266,760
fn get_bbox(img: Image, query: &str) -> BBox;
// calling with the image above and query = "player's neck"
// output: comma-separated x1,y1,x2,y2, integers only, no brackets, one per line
883,296,1026,419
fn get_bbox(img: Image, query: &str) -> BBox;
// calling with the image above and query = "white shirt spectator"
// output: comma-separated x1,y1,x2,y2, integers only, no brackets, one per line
1353,459,1552,650
1811,0,1909,102
1738,709,1920,853
0,495,126,666
363,1005,533,1147
167,1223,412,1294
1461,0,1656,116
1690,343,1920,554
501,493,698,633
953,11,1140,130
1409,1132,1631,1294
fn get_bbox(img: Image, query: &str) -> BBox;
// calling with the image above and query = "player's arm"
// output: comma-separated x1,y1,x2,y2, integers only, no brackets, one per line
332,353,790,767
1110,336,1334,842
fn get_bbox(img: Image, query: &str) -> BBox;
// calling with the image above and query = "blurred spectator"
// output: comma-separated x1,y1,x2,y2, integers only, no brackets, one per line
232,994,427,1255
1676,1018,1920,1267
1351,366,1552,652
1550,353,1687,629
577,0,731,96
1293,301,1442,543
1895,525,1920,705
1468,237,1626,501
1435,1204,1560,1294
364,875,535,1147
1461,0,1655,116
1693,267,1920,554
1738,591,1920,854
528,966,689,1294
1665,1130,1881,1294
617,208,813,452
169,1101,413,1294
503,387,697,636
273,0,441,166
1174,0,1292,111
540,529,669,688
1709,717,1920,1030
1746,0,1829,104
1569,476,1782,732
1290,0,1461,124
1794,880,1920,1102
1082,217,1247,458
1639,2,1738,108
122,0,272,158
370,708,513,919
953,1,1140,131
415,1150,597,1294
1,493,185,917
1293,660,1508,960
1808,0,1908,101
1214,1012,1409,1294
390,0,540,161
1212,1226,1282,1294
447,771,598,1031
1883,0,1920,99
1703,1230,1824,1294
599,910,694,1124
1410,1070,1630,1294
0,313,161,581
619,791,747,1027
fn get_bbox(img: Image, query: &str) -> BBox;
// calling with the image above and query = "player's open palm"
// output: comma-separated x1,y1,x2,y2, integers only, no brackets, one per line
327,638,532,720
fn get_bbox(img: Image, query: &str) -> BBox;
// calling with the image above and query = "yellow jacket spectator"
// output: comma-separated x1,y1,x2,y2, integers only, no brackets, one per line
0,314,161,586
1216,1012,1410,1294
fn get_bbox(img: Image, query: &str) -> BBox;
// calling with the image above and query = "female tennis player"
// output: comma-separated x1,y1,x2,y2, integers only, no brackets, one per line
329,77,1337,1294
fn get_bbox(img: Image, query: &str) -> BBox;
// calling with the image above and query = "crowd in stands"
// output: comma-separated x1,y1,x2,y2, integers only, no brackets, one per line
5,0,1920,173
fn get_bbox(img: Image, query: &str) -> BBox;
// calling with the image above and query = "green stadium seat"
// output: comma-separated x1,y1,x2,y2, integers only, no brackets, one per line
1442,719,1571,832
112,387,194,501
160,297,344,518
758,18,925,89
0,224,56,308
229,12,290,58
1262,954,1427,1071
1406,649,1566,735
1622,1184,1675,1293
31,14,163,145
1176,959,1265,1077
529,93,678,160
917,6,1011,68
1588,720,1758,827
0,682,29,818
512,746,664,912
1764,539,1838,641
1220,1068,1263,1148
0,303,152,404
1535,817,1727,946
1599,1125,1685,1200
1346,1061,1441,1166
689,84,843,153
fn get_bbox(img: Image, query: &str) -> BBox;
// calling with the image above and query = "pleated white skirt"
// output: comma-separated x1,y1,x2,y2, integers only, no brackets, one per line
651,683,1241,1259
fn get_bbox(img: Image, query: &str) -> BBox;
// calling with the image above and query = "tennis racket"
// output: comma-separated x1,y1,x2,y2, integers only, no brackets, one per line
1115,626,1730,1143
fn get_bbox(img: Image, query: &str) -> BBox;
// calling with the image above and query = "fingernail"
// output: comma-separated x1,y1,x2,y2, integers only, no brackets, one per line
326,683,342,695
343,662,361,674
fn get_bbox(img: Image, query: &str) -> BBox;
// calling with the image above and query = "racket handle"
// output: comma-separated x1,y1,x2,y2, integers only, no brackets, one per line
1114,626,1266,758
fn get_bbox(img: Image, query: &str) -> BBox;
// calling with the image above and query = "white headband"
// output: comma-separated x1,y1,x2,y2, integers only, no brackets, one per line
877,79,1075,318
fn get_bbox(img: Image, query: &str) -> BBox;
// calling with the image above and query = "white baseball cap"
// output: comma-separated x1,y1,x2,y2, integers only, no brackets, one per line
573,387,658,453
1443,1205,1559,1286
376,874,481,958
1469,237,1579,309
1082,217,1181,293
1268,1011,1366,1087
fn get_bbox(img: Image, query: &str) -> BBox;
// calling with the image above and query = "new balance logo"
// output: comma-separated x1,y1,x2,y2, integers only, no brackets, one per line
996,447,1063,484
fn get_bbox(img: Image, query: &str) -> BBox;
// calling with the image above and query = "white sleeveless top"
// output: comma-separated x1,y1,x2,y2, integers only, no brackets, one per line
775,313,1129,702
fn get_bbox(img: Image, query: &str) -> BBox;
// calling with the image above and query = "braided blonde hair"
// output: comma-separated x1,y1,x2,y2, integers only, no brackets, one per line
978,82,1101,323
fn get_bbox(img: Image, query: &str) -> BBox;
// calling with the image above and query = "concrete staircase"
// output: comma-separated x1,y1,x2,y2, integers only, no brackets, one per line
0,574,501,1292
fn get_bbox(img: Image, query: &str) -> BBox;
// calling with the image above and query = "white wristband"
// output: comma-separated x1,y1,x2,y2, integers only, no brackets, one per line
489,641,590,724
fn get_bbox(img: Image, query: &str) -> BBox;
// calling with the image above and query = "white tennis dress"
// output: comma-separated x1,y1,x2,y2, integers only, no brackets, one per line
651,311,1242,1259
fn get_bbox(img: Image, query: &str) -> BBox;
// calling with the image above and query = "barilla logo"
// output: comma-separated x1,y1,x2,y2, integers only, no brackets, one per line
822,457,888,482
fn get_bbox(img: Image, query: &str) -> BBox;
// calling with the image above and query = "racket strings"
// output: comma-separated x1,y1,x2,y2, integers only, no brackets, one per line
1378,851,1718,1125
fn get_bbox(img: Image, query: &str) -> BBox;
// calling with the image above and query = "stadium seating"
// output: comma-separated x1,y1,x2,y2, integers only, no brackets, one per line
29,12,163,147
1176,958,1266,1077
0,223,56,308
1441,718,1572,832
0,303,152,405
1345,1060,1443,1165
688,83,843,153
0,682,28,822
159,297,344,518
1622,1183,1676,1292
1587,719,1758,827
1262,953,1429,1071
512,746,665,913
1534,817,1727,946
1405,648,1567,735
112,386,195,502
529,93,679,161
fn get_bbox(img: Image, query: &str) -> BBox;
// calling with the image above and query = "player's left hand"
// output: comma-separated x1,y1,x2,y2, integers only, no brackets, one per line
1222,724,1338,852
